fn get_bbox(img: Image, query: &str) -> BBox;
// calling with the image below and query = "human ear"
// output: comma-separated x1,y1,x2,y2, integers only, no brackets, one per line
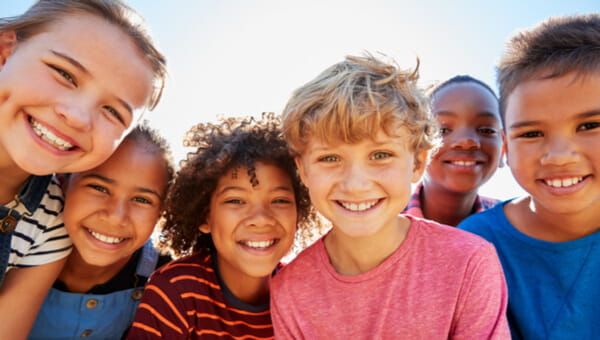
199,223,211,234
0,31,17,67
501,133,509,167
411,150,428,183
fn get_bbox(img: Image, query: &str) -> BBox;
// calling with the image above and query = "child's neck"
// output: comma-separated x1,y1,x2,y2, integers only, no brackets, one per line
421,183,478,226
0,156,32,205
324,215,410,276
217,258,270,306
58,248,132,293
505,196,600,242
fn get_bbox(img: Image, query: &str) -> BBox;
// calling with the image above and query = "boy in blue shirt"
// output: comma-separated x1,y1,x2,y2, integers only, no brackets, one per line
458,14,600,339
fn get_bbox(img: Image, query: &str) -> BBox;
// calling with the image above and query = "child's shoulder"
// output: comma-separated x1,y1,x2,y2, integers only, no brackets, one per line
274,237,325,282
409,214,492,248
405,216,500,262
150,250,215,283
458,199,510,236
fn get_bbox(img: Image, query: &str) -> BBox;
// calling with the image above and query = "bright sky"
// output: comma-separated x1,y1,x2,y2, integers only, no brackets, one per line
2,0,599,199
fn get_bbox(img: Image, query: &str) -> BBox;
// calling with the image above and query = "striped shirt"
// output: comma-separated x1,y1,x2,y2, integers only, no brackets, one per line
127,250,274,340
7,175,72,270
403,182,499,219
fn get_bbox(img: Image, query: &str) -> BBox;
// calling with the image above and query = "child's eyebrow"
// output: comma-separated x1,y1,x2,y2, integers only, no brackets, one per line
80,174,162,198
509,110,600,130
436,111,500,120
216,185,294,195
51,50,90,75
51,50,134,117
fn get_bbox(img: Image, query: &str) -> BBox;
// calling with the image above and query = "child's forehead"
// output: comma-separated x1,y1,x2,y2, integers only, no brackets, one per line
303,128,411,151
505,71,600,126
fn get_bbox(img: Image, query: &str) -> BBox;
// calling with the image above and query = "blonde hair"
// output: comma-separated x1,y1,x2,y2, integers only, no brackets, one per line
282,53,437,156
0,0,166,110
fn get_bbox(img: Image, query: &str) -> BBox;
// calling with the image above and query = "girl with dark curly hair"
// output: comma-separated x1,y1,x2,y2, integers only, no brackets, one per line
127,113,321,340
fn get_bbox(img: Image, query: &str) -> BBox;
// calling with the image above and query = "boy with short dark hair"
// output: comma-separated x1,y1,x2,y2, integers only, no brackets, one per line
271,54,510,339
458,14,600,339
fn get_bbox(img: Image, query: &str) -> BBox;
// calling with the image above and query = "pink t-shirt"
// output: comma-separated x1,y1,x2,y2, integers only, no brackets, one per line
270,215,510,339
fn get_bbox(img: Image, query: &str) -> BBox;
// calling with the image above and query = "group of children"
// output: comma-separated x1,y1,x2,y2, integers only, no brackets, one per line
0,1,598,339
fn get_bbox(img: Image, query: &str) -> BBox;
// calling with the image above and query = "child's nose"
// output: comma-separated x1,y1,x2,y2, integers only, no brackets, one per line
101,199,130,227
540,136,580,166
339,162,371,192
450,129,480,150
55,102,93,132
245,204,276,228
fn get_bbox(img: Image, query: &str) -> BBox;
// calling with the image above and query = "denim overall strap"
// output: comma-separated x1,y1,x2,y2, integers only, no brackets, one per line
0,209,19,285
0,175,52,286
130,241,159,301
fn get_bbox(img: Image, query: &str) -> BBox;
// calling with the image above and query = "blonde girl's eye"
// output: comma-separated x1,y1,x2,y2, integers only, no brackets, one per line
371,151,392,160
49,65,76,86
103,106,125,126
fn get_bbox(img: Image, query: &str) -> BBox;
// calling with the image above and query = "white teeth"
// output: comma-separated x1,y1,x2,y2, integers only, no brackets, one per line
30,119,73,151
242,239,276,249
451,160,476,166
340,200,377,212
544,177,583,188
89,230,125,244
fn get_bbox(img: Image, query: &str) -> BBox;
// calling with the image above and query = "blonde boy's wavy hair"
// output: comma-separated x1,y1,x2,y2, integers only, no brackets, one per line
282,53,437,162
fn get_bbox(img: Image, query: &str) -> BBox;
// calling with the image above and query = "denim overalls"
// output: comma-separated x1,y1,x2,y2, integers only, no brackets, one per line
0,175,52,285
29,241,159,340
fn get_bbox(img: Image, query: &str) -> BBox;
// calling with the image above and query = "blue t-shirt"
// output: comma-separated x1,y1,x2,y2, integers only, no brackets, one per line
458,200,600,340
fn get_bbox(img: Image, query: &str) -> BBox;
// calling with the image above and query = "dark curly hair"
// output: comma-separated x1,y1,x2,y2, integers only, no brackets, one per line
158,112,321,258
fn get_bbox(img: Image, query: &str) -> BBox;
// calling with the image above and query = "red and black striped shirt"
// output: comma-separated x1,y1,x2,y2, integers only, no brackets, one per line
126,251,274,340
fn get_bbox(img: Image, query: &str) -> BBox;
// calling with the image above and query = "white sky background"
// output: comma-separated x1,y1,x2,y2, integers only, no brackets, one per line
3,0,599,200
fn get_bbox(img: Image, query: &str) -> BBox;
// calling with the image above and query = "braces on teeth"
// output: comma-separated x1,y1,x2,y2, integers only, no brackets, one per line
31,119,73,151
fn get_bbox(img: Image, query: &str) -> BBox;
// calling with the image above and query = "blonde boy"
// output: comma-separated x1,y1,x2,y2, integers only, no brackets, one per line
270,54,510,339
458,14,600,339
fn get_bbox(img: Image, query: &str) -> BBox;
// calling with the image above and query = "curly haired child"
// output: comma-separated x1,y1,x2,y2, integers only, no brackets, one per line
270,54,510,339
0,1,166,338
126,113,321,339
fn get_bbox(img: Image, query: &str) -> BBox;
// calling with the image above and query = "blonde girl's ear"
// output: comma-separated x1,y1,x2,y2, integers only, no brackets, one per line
199,223,210,234
411,150,428,183
0,31,17,67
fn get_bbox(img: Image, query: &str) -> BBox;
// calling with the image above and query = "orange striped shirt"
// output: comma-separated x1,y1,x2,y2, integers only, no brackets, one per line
126,251,274,340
